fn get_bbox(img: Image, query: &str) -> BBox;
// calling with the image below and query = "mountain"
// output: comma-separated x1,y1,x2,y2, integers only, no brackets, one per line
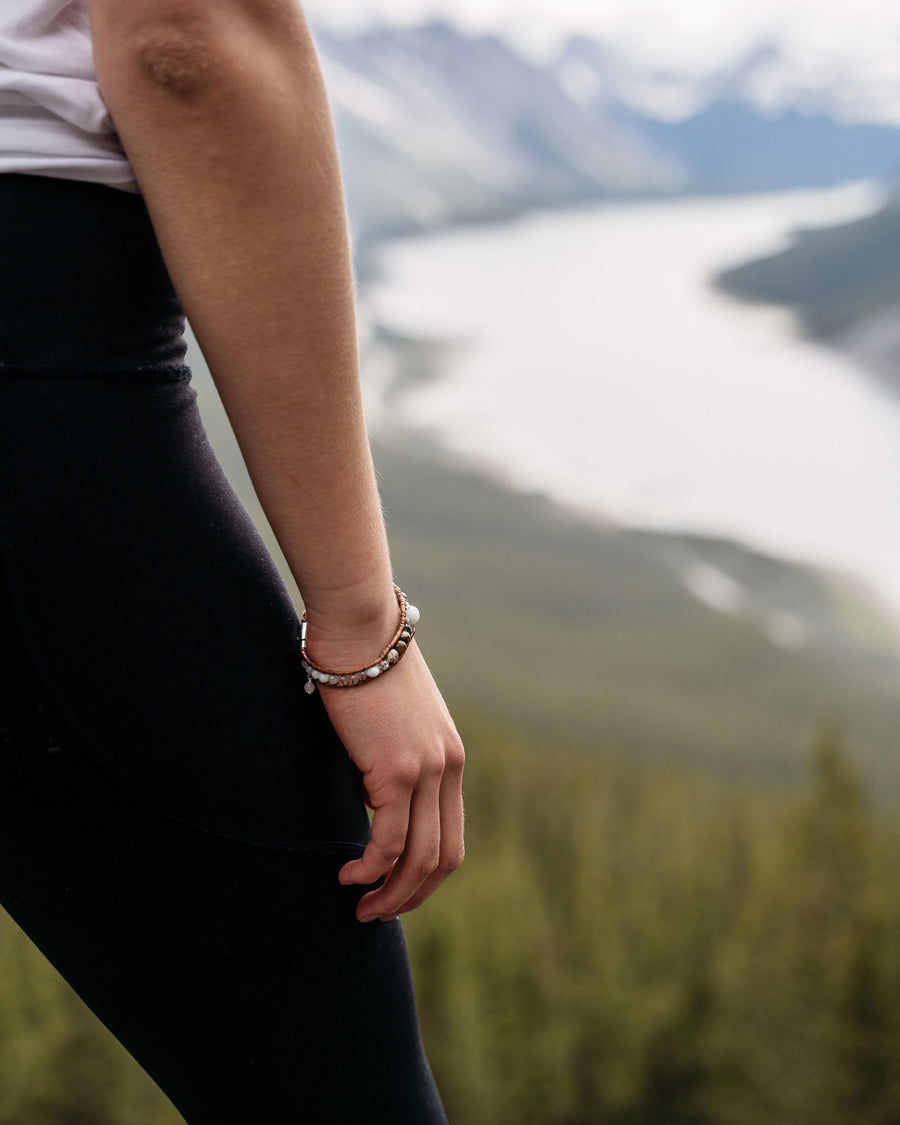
716,192,900,381
552,33,900,127
553,36,900,193
717,193,900,335
314,22,681,248
627,104,900,193
313,22,900,372
315,22,900,247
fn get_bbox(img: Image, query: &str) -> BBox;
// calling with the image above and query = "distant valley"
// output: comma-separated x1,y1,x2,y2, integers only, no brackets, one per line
193,24,900,793
313,21,900,248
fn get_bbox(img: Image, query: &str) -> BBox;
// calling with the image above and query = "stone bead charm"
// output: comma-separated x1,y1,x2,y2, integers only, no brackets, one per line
299,585,419,693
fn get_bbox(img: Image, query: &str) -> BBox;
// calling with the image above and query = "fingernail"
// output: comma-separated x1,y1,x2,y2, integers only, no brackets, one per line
358,914,378,924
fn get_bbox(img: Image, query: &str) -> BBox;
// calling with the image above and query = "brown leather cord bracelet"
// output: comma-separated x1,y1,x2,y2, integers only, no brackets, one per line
299,585,420,693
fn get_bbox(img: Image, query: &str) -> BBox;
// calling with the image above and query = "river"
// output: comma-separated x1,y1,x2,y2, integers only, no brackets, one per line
360,182,900,613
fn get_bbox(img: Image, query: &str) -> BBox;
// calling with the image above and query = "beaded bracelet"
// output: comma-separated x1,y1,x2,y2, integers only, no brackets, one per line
300,585,420,693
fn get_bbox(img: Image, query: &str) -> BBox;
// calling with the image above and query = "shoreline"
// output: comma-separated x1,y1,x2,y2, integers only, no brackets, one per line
358,187,900,628
362,321,900,649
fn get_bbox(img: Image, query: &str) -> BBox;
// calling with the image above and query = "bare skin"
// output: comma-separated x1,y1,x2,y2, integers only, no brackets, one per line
87,0,464,922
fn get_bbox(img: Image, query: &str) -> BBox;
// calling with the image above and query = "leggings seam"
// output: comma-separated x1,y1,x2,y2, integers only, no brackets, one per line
0,362,192,383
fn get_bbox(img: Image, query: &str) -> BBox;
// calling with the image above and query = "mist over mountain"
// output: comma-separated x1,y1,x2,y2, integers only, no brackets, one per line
552,34,900,125
556,35,900,193
313,21,900,245
314,21,681,246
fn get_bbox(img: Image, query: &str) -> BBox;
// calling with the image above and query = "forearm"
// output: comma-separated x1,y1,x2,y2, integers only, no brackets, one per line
88,0,396,647
88,2,465,920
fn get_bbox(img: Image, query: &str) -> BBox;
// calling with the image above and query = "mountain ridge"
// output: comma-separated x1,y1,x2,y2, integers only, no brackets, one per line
311,21,900,247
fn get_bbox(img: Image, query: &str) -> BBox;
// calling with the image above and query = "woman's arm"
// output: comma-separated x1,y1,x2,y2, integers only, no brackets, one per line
87,0,464,921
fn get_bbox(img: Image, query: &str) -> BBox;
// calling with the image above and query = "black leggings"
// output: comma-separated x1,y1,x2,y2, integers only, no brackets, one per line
0,174,447,1123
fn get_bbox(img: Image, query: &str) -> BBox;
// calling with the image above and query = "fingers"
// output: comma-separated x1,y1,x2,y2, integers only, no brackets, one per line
354,774,442,922
388,745,465,917
324,652,466,922
342,736,465,923
338,781,413,890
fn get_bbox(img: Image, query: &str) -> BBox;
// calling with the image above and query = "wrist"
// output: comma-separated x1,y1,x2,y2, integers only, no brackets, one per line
301,583,408,671
301,570,396,629
301,585,419,691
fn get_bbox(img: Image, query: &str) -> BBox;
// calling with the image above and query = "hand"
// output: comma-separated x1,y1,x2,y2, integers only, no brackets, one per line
318,643,465,922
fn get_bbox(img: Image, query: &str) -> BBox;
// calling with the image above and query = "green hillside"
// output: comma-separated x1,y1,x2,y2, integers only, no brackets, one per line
716,193,900,338
4,717,900,1124
189,344,900,797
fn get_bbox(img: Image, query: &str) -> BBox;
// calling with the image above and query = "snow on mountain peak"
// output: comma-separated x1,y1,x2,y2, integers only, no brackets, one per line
552,30,900,126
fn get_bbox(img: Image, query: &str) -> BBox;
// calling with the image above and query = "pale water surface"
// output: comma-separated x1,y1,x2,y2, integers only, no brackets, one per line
361,183,900,613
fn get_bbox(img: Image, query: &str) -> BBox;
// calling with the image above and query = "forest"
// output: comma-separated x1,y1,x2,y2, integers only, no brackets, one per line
2,717,899,1123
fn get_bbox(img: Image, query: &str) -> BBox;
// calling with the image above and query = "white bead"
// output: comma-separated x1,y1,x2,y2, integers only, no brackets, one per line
406,604,420,627
366,665,381,679
328,675,339,686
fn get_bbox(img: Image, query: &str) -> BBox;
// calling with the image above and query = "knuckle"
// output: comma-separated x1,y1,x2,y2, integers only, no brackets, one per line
392,756,421,789
441,846,465,875
410,853,440,882
444,735,466,773
375,835,405,864
420,748,446,780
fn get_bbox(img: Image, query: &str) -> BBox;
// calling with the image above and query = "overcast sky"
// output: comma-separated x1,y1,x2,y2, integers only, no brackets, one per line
304,0,900,75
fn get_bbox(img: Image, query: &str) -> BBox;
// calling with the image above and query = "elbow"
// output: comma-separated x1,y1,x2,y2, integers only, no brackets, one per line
136,30,218,101
111,9,228,104
89,1,312,98
90,4,253,105
89,1,319,134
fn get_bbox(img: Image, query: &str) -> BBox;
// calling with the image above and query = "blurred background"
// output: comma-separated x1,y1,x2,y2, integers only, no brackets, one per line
5,1,900,1121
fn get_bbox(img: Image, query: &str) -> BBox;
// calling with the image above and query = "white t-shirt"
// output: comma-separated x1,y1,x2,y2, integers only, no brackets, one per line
0,0,137,190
